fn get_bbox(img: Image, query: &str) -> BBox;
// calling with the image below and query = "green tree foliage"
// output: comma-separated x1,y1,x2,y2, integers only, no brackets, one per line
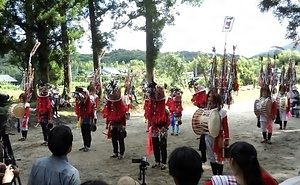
111,0,203,83
156,53,187,87
258,0,300,39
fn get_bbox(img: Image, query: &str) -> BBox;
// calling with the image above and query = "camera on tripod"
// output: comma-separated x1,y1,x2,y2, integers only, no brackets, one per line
132,157,149,185
132,156,149,168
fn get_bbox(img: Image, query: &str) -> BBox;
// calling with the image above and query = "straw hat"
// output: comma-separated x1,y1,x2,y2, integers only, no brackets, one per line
117,176,140,185
208,108,221,138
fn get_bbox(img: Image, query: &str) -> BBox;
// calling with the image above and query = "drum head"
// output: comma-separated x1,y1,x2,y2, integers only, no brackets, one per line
192,108,204,135
11,103,25,118
208,108,221,138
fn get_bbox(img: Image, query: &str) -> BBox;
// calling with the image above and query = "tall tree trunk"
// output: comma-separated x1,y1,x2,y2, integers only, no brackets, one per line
36,24,50,84
88,0,99,71
61,17,72,96
25,1,36,100
145,0,155,84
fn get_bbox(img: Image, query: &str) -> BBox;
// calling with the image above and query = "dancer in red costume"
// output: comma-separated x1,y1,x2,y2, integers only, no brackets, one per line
146,81,170,170
36,83,52,146
166,87,183,136
102,80,127,159
74,87,94,152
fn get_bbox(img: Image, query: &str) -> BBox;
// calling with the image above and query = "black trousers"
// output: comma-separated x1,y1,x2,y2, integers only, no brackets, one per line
81,124,91,148
41,119,50,142
111,127,125,155
152,136,167,164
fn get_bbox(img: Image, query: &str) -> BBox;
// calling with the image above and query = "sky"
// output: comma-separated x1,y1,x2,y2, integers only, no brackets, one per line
78,0,293,58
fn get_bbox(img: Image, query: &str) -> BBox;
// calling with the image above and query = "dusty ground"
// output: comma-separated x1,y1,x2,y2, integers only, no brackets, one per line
6,86,300,185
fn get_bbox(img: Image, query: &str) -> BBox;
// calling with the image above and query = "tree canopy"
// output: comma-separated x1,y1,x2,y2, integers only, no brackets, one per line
258,0,300,39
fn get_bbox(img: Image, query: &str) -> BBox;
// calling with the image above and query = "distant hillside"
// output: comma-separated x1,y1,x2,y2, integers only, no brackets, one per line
250,41,300,58
77,49,201,63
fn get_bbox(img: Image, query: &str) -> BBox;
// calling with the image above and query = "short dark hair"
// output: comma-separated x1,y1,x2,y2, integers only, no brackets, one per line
81,180,109,185
168,146,203,185
48,125,73,156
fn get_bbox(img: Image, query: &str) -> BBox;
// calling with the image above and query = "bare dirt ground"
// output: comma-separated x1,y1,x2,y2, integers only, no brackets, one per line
7,87,300,185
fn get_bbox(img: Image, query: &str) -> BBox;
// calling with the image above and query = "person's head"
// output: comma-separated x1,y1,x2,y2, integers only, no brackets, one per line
260,86,270,98
117,176,140,185
279,85,286,95
81,180,109,185
48,125,73,156
168,146,203,185
207,93,223,110
228,141,263,185
0,107,8,131
18,93,27,103
89,85,96,95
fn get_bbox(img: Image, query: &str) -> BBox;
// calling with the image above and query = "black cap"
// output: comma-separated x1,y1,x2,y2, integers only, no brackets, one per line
0,107,8,128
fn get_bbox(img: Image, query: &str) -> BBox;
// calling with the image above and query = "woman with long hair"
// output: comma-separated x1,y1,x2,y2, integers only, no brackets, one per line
205,141,278,185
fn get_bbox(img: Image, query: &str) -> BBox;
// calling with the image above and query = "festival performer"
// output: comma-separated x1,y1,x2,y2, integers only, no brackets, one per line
276,85,290,130
50,84,60,118
205,93,229,175
36,83,52,146
102,80,127,159
146,82,170,170
190,82,207,109
75,87,94,152
18,93,30,141
257,86,274,144
89,85,99,125
166,87,183,136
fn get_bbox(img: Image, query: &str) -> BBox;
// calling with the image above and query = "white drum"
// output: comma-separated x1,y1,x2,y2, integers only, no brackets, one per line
9,103,25,118
277,97,287,111
208,108,221,138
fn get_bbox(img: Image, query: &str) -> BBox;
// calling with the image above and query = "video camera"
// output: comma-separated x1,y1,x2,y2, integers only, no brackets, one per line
132,157,149,185
132,156,149,168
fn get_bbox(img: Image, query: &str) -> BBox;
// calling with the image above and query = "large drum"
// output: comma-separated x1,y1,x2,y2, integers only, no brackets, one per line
192,108,210,135
208,108,221,138
277,97,287,111
254,98,267,116
9,103,25,118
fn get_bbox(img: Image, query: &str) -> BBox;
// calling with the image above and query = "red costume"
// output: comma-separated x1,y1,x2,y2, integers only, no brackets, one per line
102,80,127,158
36,94,52,123
36,87,52,145
191,89,207,108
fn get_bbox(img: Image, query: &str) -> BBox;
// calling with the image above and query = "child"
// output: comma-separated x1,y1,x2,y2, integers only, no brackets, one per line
258,86,273,144
276,85,290,130
18,93,30,141
205,93,229,175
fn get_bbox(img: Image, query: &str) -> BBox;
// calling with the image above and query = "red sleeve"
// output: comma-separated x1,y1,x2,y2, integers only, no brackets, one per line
22,106,30,125
95,96,99,109
222,116,229,139
205,180,213,185
287,98,290,112
47,98,52,120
